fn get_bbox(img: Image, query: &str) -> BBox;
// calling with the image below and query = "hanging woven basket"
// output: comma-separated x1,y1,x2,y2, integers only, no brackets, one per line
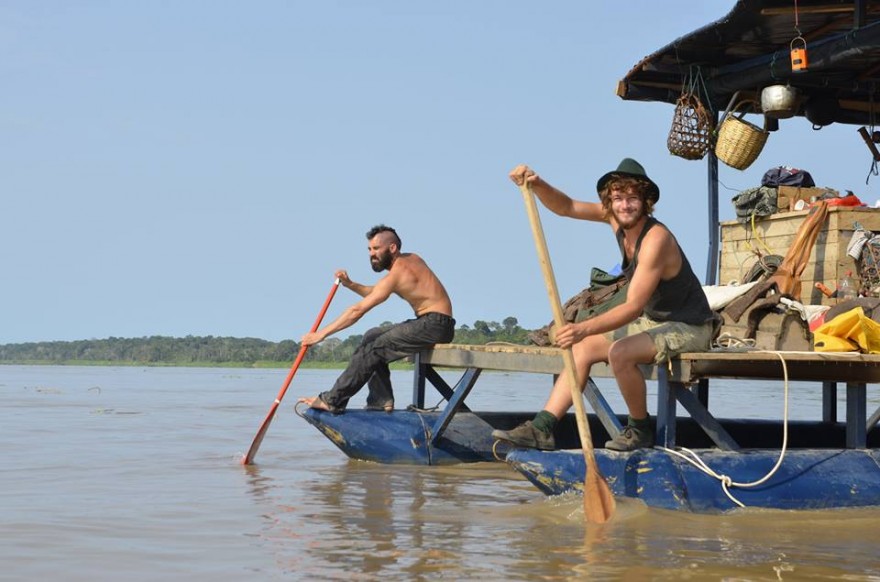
667,93,713,160
715,96,769,170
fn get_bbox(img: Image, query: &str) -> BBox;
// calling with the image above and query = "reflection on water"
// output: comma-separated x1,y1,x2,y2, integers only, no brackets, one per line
245,456,880,580
3,366,880,581
246,460,541,578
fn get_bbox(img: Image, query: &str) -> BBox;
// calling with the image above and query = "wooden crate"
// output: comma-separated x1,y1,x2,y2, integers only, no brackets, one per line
776,186,838,212
719,207,880,305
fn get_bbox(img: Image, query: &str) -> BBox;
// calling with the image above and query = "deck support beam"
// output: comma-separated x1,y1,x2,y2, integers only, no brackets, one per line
584,378,623,438
846,381,867,448
656,368,739,451
428,367,482,446
822,381,838,423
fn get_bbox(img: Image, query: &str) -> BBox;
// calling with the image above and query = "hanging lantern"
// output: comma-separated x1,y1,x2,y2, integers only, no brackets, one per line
791,36,808,73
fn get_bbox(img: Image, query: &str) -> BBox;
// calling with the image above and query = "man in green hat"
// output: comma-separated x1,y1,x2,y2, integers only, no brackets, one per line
493,158,717,451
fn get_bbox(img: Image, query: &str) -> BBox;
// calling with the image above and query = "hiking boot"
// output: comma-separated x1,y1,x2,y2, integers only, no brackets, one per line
491,421,555,450
605,425,654,452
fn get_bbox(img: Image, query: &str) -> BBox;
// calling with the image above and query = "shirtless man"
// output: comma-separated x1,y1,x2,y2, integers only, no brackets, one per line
298,225,454,413
492,158,716,451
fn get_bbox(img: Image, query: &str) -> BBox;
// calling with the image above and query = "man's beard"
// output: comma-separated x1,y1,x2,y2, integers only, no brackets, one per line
371,250,393,272
614,206,645,230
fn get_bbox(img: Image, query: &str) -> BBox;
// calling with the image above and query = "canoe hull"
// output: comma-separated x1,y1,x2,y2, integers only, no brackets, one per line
506,447,880,512
300,408,530,465
301,408,880,511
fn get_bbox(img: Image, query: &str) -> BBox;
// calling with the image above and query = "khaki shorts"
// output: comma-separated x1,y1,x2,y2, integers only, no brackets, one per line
604,316,717,365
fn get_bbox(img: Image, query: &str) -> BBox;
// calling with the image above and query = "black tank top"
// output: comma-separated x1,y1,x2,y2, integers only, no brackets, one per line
616,217,714,325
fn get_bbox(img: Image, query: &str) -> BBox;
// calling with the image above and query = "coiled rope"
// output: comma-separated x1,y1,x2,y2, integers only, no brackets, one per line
658,350,791,508
713,333,757,350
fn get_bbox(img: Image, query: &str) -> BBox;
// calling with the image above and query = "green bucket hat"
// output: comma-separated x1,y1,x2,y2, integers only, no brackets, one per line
596,158,660,204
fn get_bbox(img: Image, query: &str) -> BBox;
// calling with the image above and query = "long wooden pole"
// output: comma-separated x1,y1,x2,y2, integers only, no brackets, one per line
519,183,615,523
242,279,340,465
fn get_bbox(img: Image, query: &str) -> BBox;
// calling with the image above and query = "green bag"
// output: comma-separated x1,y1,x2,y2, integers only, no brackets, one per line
587,266,625,287
573,268,629,322
528,268,630,346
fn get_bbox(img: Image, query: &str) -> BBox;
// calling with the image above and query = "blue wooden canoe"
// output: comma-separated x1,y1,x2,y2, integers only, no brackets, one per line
299,345,880,512
299,408,517,465
505,447,880,513
302,403,880,511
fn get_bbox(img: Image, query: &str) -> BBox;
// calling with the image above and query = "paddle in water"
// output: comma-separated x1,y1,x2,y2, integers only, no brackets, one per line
518,183,616,523
242,278,340,465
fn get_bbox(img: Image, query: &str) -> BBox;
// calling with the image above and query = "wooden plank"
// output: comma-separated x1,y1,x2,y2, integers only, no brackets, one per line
422,344,563,374
678,351,880,364
423,345,880,384
423,344,633,379
680,351,880,383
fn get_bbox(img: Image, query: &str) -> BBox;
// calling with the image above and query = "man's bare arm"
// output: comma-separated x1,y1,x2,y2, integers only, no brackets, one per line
301,274,396,346
530,177,606,222
509,165,607,222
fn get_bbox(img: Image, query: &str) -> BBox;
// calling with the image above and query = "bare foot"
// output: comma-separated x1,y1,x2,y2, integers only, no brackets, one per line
298,395,325,409
297,395,331,411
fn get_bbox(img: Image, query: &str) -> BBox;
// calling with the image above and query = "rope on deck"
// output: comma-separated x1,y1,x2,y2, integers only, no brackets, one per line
658,350,791,509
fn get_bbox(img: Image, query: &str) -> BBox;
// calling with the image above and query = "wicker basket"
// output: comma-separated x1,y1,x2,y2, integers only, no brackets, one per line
715,96,769,170
667,93,713,160
715,99,769,170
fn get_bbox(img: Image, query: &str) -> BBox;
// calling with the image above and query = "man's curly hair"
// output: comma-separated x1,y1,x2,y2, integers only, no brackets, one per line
598,177,656,217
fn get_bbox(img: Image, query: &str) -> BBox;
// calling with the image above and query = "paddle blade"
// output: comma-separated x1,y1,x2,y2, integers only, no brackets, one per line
242,401,281,465
584,468,616,524
241,279,340,466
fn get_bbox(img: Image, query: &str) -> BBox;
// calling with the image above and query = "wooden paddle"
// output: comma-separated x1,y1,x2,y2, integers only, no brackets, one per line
519,183,616,523
242,278,340,465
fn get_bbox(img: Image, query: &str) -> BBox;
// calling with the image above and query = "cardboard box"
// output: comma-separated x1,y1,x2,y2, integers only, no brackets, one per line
719,207,880,305
777,186,839,212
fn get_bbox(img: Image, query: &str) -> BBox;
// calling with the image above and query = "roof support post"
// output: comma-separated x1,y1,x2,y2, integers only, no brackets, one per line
706,112,720,286
855,0,867,29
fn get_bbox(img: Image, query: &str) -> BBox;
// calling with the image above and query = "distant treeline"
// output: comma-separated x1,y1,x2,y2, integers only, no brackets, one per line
0,317,533,366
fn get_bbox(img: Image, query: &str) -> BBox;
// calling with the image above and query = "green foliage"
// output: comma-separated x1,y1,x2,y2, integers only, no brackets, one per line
0,318,532,366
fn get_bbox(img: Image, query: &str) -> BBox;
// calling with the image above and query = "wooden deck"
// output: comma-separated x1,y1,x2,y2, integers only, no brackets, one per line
421,343,880,383
415,344,880,451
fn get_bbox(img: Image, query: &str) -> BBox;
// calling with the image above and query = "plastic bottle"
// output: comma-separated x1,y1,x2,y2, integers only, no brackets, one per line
838,271,858,300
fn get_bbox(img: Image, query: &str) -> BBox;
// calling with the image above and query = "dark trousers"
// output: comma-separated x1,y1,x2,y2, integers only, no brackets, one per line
320,312,455,410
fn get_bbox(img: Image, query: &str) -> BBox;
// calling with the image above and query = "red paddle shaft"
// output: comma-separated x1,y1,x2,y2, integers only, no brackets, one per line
242,279,340,465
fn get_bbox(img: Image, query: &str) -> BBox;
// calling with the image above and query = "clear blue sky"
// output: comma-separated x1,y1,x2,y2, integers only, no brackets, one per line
3,1,877,344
